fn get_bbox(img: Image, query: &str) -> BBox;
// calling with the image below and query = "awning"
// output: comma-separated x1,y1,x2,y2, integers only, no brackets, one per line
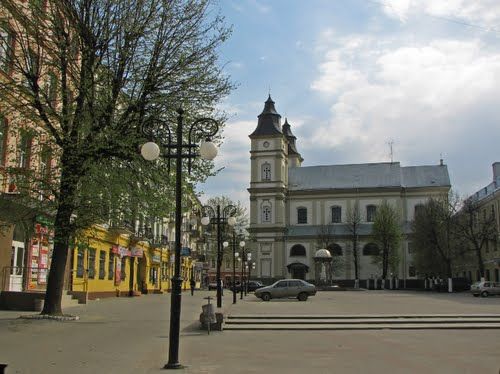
181,247,191,256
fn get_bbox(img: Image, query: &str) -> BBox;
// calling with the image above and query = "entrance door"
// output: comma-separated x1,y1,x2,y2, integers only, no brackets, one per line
291,266,306,280
9,241,25,291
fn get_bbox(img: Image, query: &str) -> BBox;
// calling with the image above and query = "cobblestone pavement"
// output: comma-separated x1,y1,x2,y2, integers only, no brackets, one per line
0,290,499,374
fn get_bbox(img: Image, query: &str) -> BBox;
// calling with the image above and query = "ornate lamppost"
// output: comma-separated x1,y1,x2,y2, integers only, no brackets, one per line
223,231,245,304
246,261,256,294
140,107,219,370
201,205,237,308
240,247,251,299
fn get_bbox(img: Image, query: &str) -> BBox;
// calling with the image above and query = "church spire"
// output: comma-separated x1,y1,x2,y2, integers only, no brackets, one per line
282,118,299,155
249,95,282,137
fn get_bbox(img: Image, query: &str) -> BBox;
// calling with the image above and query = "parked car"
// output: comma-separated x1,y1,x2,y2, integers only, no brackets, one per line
470,281,500,297
254,279,316,301
432,277,471,292
247,281,264,292
208,281,224,290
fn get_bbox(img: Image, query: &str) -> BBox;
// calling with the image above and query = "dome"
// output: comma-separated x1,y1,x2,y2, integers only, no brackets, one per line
314,249,332,258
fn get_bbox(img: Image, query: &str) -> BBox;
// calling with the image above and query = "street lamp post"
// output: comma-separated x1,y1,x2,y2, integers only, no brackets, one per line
201,205,237,308
141,107,219,370
223,231,245,304
247,261,256,294
239,248,251,299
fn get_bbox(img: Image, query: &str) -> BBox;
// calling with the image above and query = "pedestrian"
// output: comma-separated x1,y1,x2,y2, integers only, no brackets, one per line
190,277,196,296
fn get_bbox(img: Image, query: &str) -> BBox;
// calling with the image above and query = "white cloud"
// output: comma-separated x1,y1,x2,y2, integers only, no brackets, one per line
381,0,500,29
310,35,500,177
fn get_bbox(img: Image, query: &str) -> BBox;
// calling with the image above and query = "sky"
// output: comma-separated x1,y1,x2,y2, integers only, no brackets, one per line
198,0,500,211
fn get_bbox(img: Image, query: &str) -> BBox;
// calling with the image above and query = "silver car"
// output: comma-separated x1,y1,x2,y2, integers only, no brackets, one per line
470,281,500,297
254,279,316,301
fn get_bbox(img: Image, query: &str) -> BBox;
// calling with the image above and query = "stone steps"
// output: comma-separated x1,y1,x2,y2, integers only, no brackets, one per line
224,314,500,331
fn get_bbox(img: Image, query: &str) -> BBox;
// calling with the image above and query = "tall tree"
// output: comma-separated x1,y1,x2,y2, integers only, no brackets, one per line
412,194,462,288
371,201,402,280
0,0,233,315
455,197,497,281
346,202,361,285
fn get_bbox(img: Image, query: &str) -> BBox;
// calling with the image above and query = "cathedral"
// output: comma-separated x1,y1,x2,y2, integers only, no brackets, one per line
248,96,451,283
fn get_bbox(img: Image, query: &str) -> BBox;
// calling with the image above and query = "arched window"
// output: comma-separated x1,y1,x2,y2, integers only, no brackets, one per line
261,162,271,181
331,206,342,223
262,204,272,223
363,243,379,256
366,205,377,222
327,243,343,256
297,207,307,224
290,244,306,257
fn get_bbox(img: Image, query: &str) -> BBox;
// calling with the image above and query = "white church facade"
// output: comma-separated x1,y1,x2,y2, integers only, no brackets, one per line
248,96,451,284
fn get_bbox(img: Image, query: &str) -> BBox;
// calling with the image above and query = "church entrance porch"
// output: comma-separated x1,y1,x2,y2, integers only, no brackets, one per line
287,262,308,280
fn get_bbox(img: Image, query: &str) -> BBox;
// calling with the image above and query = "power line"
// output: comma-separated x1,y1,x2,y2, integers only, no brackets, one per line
363,0,500,36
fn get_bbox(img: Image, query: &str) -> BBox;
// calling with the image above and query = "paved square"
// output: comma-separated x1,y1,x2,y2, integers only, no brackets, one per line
0,290,498,373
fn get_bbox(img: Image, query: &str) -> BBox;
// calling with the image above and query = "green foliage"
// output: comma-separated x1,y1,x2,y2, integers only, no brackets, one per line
0,0,234,314
371,201,402,278
411,194,461,278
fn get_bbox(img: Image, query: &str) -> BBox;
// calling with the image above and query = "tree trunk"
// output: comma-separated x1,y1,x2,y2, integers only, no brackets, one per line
41,154,78,316
475,245,485,279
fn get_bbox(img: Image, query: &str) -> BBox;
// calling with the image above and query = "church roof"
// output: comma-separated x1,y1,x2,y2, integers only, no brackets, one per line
249,95,283,137
288,162,450,191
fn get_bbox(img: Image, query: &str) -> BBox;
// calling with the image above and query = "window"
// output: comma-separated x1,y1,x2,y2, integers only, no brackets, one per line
275,281,287,288
98,250,106,279
331,206,341,223
486,269,491,281
39,145,51,179
290,244,306,257
414,204,424,218
0,26,14,71
88,248,96,279
407,242,415,255
225,257,230,269
366,205,377,222
297,207,307,224
0,115,6,165
76,249,84,278
363,243,379,256
327,243,342,256
261,162,271,181
495,269,499,282
108,250,114,280
262,204,271,223
17,132,32,169
409,266,416,277
121,257,127,280
45,72,57,106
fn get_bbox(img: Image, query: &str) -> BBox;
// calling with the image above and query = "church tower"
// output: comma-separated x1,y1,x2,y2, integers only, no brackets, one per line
282,118,303,168
248,96,288,279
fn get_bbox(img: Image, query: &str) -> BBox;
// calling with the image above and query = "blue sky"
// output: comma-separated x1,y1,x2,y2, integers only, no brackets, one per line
199,0,500,211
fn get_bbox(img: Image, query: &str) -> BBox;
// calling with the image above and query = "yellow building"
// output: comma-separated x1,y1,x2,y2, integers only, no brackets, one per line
70,225,195,302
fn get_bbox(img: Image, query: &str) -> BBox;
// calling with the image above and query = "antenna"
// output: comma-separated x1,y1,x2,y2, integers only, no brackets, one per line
387,139,394,163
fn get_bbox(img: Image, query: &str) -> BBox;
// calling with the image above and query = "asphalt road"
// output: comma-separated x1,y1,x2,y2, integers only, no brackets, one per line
0,290,499,374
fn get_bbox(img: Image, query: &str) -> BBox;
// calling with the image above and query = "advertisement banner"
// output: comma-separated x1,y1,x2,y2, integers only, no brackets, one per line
114,259,121,285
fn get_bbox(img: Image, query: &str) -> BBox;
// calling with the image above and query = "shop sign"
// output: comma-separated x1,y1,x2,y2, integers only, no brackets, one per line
194,262,204,270
152,254,161,263
131,248,143,257
170,254,175,264
181,247,191,256
119,246,131,257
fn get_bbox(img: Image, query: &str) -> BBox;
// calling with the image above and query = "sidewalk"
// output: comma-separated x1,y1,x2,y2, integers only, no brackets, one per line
0,290,499,373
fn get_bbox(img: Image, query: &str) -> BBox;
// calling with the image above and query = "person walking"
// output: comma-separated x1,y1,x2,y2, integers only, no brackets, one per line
190,277,196,296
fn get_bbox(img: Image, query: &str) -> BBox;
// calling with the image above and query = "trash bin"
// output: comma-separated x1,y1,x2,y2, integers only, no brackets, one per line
33,298,44,312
